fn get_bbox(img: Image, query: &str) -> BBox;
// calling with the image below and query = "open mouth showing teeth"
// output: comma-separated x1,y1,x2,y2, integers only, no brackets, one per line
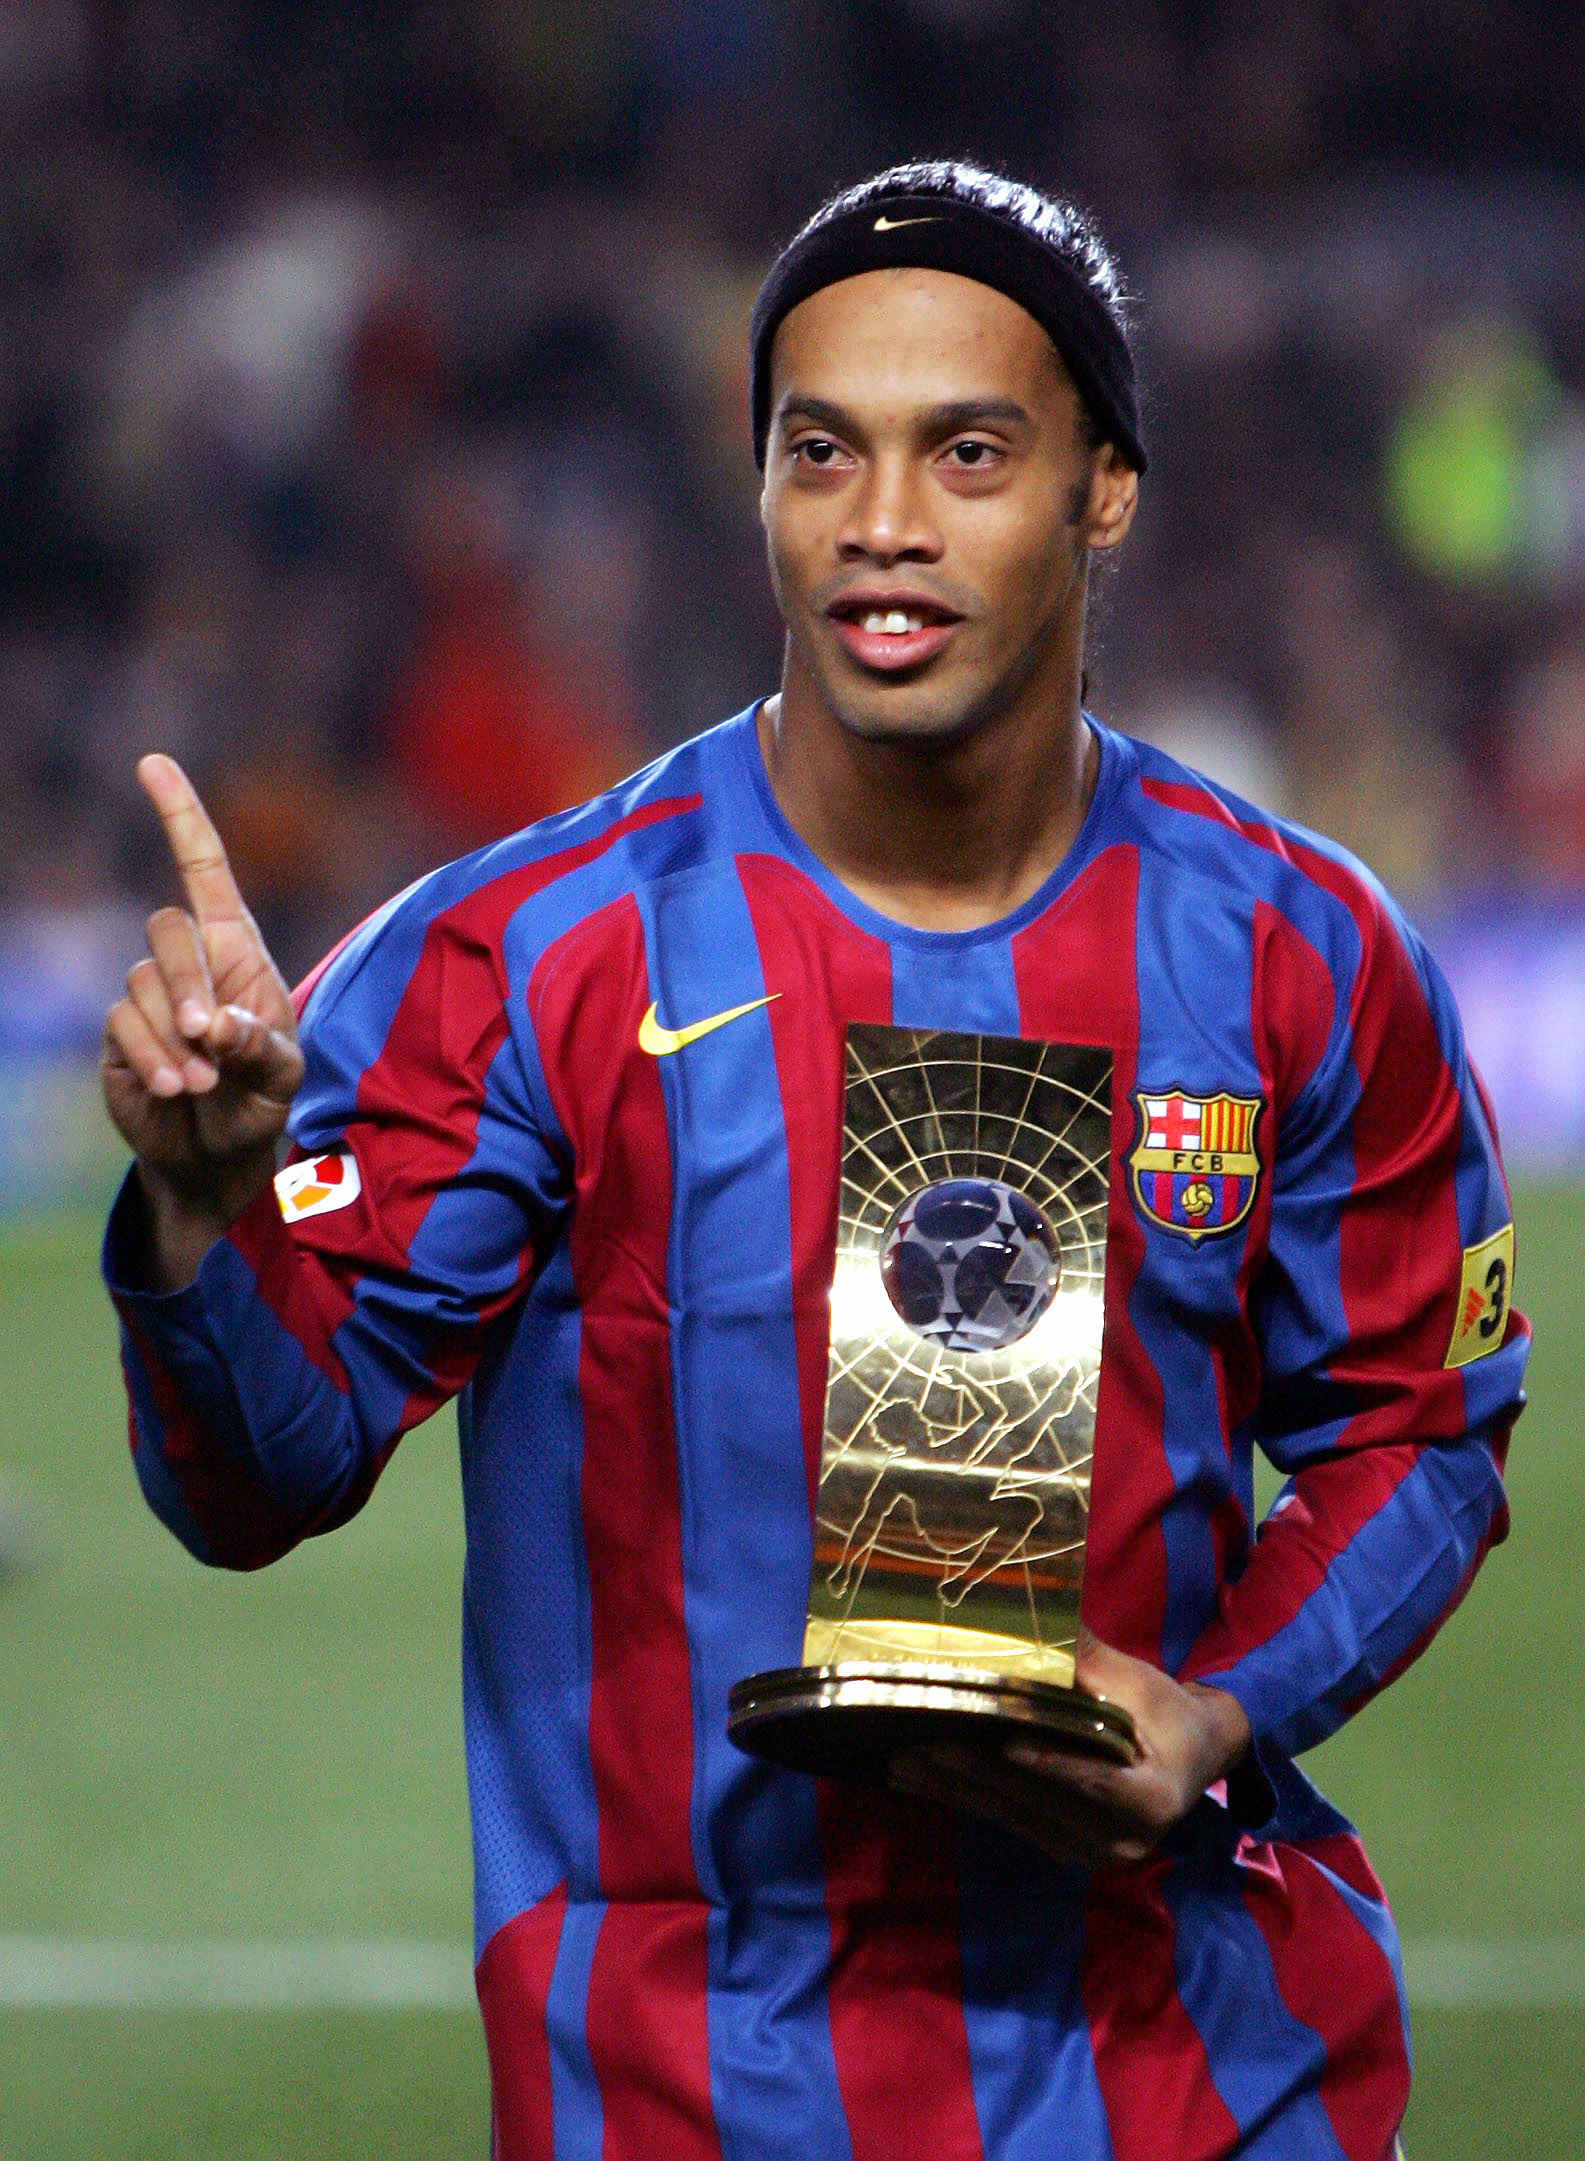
830,599,960,636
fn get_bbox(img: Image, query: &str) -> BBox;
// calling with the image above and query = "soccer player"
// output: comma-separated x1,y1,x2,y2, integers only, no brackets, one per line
101,163,1527,2159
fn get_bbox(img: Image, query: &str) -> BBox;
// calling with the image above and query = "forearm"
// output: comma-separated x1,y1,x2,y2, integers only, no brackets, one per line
1181,1426,1511,1757
107,1175,376,1567
1181,1677,1254,1781
134,1152,279,1295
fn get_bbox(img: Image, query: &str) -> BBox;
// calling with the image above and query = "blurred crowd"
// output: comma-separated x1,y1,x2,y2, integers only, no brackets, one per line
3,0,1585,985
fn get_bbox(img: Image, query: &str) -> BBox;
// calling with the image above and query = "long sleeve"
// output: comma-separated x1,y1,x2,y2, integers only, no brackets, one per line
104,863,569,1569
1180,878,1529,1757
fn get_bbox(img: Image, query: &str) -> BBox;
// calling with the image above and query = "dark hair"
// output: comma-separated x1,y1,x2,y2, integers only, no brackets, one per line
751,160,1143,470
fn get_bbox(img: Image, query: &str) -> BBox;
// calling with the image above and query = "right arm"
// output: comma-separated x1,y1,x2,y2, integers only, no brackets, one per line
102,758,562,1567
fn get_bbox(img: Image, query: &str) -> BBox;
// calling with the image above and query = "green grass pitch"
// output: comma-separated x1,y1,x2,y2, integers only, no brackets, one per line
0,1188,1580,2158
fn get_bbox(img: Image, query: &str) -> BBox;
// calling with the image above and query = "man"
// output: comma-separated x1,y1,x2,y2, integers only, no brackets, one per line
102,163,1527,2159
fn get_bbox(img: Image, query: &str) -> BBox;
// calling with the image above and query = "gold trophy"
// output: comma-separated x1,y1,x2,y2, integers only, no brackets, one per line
728,1024,1137,1782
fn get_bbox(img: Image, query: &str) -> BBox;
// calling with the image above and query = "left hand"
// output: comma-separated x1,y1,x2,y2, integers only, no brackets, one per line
888,1627,1253,1868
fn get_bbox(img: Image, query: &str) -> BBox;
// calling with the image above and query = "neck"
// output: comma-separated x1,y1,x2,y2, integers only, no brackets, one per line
757,641,1097,934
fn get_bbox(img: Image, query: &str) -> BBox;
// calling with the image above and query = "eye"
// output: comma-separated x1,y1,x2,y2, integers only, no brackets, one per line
792,437,845,468
944,439,1000,469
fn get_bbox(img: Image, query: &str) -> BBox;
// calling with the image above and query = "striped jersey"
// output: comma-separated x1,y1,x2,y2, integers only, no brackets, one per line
106,709,1529,2160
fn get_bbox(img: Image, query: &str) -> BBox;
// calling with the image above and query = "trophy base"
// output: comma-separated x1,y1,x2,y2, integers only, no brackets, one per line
727,1661,1138,1784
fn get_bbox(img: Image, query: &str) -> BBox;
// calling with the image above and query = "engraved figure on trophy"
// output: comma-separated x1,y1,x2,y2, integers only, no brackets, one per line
817,1369,1091,1642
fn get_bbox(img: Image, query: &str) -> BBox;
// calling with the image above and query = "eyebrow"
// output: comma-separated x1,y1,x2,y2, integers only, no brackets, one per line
774,394,1035,440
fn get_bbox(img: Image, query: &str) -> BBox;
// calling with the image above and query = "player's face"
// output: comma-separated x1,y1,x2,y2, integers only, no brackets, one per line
761,268,1137,746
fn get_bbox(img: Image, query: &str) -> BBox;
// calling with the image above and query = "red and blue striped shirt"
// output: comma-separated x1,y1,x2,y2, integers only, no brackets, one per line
106,710,1527,2160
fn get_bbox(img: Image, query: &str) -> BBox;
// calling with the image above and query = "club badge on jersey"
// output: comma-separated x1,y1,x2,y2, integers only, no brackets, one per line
1129,1088,1262,1242
274,1151,362,1223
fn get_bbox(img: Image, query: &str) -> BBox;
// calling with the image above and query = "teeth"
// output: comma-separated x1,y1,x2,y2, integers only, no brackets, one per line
860,610,923,635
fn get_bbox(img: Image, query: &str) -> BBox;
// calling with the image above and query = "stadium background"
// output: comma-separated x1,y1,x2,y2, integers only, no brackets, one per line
0,2,1580,2153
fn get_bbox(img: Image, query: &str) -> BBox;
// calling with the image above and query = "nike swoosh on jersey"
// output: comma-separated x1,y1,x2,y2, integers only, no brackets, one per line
638,994,780,1056
873,214,938,231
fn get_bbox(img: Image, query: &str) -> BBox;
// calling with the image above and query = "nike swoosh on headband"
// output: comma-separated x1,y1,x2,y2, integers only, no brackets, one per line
873,214,939,231
638,994,780,1056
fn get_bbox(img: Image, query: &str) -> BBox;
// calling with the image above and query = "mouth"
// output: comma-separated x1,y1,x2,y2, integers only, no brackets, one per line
824,591,964,674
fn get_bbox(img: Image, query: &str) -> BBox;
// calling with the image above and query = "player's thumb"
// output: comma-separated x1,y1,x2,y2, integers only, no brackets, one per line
1072,1624,1129,1698
207,1004,305,1104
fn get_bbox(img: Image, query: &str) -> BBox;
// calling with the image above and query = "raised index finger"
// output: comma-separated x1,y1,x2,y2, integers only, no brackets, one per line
136,754,246,926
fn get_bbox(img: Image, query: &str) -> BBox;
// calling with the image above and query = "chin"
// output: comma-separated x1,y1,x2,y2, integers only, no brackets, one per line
826,672,1001,749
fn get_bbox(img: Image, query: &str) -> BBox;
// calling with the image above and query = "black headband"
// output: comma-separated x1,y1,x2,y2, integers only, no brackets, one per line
749,192,1146,475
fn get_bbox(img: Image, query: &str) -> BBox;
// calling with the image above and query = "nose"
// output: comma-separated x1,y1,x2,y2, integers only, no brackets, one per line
836,450,943,566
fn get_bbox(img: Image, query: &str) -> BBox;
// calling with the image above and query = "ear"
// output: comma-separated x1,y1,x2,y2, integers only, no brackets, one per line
1081,446,1139,555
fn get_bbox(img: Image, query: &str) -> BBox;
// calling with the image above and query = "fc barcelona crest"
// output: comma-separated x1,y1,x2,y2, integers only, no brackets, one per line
1129,1088,1263,1243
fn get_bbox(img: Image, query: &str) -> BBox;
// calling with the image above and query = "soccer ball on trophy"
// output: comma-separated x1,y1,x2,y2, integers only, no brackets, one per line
879,1176,1062,1354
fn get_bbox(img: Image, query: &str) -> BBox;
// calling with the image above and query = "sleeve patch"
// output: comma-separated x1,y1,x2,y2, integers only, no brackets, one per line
275,1151,362,1223
1445,1223,1515,1369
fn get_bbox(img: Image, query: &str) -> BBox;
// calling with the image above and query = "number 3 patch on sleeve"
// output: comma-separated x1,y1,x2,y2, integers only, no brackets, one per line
1445,1223,1515,1368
